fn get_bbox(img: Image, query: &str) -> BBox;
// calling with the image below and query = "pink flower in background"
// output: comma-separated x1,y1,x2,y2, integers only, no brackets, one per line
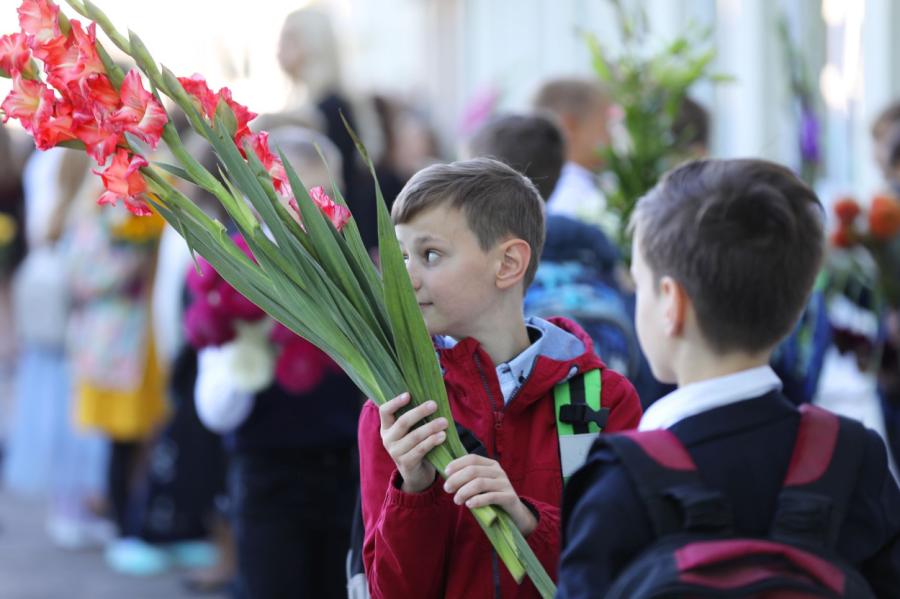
112,69,168,149
186,257,220,295
94,148,151,216
218,280,265,321
184,299,236,348
17,0,59,46
0,33,32,76
274,337,329,394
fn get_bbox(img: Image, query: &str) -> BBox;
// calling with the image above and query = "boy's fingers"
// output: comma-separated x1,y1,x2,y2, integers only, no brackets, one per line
445,453,493,476
399,431,446,469
452,477,504,506
393,400,439,432
378,393,410,430
387,417,447,457
463,491,509,509
442,465,497,493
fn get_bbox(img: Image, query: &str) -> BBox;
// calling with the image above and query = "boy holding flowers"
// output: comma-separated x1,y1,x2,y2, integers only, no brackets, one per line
358,157,641,598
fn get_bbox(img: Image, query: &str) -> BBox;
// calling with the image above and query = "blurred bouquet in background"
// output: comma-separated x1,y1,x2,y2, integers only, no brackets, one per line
826,194,900,373
584,0,729,256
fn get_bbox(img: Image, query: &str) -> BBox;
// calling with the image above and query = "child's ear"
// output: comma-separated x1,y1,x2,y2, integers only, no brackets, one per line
495,239,531,290
659,275,689,337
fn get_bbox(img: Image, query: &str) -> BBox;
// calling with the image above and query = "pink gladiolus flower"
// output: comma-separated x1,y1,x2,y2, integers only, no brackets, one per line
247,131,287,192
94,148,152,216
177,75,256,146
32,97,77,149
0,33,33,76
69,21,105,80
178,73,218,120
1,74,54,131
286,187,351,232
17,0,60,46
184,298,236,349
310,186,351,231
112,69,168,149
37,32,78,88
75,118,121,164
217,86,257,146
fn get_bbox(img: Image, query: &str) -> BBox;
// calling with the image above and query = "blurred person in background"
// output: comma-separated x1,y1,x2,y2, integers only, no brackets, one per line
65,172,168,544
4,146,113,548
272,7,396,252
100,129,232,586
533,78,612,225
0,124,27,450
193,127,362,599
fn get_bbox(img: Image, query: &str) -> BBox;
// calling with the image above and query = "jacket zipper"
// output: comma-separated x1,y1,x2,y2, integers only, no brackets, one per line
472,350,503,599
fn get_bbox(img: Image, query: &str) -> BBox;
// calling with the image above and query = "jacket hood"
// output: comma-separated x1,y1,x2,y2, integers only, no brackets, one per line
435,316,605,414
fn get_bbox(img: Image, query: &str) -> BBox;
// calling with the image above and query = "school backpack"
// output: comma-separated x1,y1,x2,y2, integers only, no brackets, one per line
525,261,641,381
600,404,877,598
346,370,607,598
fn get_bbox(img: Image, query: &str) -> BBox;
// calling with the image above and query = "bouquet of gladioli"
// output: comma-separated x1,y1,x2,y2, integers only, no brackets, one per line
0,0,554,595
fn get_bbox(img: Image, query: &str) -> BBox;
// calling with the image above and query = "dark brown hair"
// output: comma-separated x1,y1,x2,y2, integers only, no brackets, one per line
391,157,545,287
632,159,824,354
467,113,565,201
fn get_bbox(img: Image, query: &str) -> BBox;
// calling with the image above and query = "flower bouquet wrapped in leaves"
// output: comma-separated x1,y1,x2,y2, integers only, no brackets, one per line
0,0,555,595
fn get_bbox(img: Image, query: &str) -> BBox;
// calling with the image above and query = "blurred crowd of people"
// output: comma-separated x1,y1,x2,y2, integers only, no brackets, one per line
0,5,898,599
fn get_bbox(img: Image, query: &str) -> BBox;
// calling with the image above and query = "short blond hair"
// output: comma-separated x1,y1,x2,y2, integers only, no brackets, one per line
532,78,609,122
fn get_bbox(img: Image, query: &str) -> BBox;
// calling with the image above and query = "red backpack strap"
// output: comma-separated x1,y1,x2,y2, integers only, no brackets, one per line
604,431,733,537
771,404,868,549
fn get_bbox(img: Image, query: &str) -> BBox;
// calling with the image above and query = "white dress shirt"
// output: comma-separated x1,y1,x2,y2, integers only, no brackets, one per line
546,162,606,221
638,366,783,431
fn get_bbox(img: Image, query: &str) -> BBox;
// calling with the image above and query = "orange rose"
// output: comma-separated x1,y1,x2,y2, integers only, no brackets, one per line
869,195,900,239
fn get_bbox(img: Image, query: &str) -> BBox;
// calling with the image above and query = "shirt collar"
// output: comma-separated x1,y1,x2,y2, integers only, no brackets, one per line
638,365,783,431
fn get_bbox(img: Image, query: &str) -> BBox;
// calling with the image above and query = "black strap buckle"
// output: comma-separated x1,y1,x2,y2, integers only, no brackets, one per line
559,404,610,429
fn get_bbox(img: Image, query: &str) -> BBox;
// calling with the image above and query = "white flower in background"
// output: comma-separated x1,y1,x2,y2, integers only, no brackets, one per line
222,319,276,393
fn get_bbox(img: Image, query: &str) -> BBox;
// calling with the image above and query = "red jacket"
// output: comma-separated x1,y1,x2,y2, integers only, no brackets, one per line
359,317,642,599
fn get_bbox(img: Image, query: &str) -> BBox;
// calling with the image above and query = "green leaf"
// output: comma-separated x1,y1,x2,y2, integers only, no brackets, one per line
154,161,194,183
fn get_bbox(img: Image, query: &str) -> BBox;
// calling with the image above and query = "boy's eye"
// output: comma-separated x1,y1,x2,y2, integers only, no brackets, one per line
424,250,440,264
401,253,410,264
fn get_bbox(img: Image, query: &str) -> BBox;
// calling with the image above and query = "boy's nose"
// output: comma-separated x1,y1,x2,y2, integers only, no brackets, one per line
405,262,422,290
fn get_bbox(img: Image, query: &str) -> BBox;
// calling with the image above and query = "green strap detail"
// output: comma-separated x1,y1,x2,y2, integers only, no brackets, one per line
554,380,574,437
584,368,603,433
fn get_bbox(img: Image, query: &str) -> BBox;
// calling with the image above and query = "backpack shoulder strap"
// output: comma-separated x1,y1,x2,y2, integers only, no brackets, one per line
771,404,868,549
603,430,733,537
555,369,606,483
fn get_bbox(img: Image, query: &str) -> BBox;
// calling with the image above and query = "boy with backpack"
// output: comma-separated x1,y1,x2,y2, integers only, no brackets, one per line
357,157,642,598
557,159,900,598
